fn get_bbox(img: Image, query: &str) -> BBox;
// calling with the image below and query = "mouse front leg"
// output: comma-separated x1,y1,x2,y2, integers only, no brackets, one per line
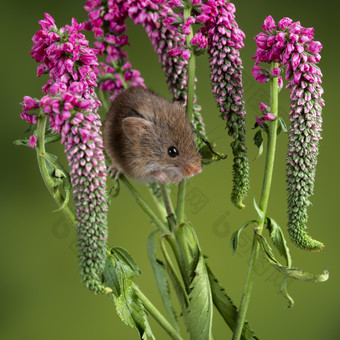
150,170,171,184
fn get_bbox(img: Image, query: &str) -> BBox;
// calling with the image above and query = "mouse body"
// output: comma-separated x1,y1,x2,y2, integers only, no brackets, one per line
103,87,202,184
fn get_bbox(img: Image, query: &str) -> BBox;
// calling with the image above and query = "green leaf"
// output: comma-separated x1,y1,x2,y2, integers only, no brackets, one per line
280,276,294,308
256,234,329,283
183,253,213,340
45,132,61,144
147,230,179,331
231,220,257,255
253,129,263,148
253,197,264,221
265,217,292,267
105,250,154,339
103,255,121,296
160,236,189,309
111,247,141,277
207,265,259,340
276,117,287,135
13,138,30,147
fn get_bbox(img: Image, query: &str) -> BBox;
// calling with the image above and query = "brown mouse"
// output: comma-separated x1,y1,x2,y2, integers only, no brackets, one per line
103,87,202,184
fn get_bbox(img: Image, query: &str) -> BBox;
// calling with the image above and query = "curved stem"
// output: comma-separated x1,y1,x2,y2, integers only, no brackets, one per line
119,175,169,234
135,286,184,340
232,62,279,340
36,114,76,225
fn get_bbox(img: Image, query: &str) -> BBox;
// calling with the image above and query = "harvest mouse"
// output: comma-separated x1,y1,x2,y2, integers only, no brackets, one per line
103,87,202,184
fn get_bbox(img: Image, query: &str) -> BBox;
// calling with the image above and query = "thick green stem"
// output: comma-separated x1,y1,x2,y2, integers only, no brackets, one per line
120,175,169,234
232,62,279,340
135,286,184,340
36,114,76,225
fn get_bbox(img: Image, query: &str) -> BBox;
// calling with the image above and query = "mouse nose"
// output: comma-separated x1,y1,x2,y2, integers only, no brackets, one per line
181,161,202,178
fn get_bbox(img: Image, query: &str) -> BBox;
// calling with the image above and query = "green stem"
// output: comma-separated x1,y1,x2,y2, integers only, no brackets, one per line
135,286,184,340
36,114,76,225
119,175,169,234
160,184,176,230
232,62,279,340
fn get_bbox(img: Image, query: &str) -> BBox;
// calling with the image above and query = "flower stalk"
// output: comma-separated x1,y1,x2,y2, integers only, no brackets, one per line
36,113,76,225
232,62,279,340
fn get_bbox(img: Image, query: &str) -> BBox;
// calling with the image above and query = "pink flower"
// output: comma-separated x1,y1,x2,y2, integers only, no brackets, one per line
278,17,293,30
22,96,39,111
255,32,268,49
261,15,276,32
263,113,276,121
306,41,322,54
182,49,190,60
167,47,183,57
259,102,270,114
271,67,281,76
255,115,264,127
252,65,269,83
29,135,37,148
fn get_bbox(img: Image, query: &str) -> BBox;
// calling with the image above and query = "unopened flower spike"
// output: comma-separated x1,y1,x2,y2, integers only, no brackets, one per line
202,0,250,208
253,15,325,251
21,13,109,293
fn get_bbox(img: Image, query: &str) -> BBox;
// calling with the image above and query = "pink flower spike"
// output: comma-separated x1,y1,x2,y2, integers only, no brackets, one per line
29,135,37,148
263,113,276,121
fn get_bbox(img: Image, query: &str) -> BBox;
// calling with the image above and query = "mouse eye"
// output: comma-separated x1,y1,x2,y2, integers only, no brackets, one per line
168,146,179,158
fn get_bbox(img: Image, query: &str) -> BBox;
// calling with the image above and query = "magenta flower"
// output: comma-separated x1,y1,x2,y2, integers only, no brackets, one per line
263,113,275,121
252,65,269,83
253,15,324,250
29,135,37,148
21,13,109,292
201,0,249,208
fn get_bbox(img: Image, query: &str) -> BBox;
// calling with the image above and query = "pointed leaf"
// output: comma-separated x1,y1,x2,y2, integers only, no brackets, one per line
231,220,257,255
257,234,329,282
106,250,155,339
112,246,141,277
13,138,30,147
147,230,179,331
207,265,259,340
253,198,264,221
280,276,294,308
183,253,213,340
103,255,121,296
265,217,292,267
160,237,189,309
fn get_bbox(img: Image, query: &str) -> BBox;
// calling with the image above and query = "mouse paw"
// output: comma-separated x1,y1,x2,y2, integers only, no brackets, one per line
172,172,184,185
151,170,171,184
108,165,121,181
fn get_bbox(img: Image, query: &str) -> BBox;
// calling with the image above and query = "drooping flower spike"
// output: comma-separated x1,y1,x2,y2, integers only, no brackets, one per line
200,0,250,208
20,13,109,292
253,15,324,251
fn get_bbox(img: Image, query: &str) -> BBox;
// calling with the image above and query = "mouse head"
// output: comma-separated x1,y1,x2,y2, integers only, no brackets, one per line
122,100,202,184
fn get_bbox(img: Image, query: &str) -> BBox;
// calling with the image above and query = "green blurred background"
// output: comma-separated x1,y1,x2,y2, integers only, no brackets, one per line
1,0,339,339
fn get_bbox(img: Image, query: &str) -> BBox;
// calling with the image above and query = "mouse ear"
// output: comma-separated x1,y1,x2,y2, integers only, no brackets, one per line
122,117,152,140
